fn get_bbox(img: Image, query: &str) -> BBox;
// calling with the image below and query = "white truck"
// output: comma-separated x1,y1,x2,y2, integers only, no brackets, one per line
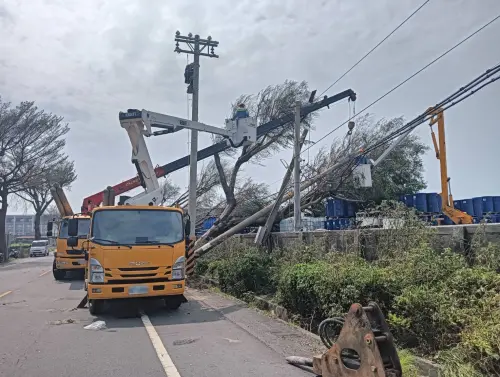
29,240,49,257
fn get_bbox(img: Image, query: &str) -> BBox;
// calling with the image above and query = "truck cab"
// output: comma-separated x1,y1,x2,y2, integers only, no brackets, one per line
48,215,91,280
68,205,187,315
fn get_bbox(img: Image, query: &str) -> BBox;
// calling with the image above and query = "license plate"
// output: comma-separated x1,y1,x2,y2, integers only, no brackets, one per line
129,286,148,295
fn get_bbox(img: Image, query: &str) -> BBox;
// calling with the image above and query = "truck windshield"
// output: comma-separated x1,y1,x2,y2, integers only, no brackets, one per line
32,241,47,247
91,209,183,246
59,219,90,239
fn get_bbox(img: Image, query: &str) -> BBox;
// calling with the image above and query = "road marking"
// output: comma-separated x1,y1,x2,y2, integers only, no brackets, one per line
39,270,50,277
0,290,12,299
141,313,181,377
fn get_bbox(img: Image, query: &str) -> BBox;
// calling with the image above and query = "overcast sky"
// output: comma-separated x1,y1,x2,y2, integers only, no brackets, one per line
2,0,500,215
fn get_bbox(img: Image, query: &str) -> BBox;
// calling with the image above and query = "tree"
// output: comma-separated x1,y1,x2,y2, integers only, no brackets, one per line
196,80,315,243
159,177,180,206
276,114,428,218
16,159,76,239
0,98,69,259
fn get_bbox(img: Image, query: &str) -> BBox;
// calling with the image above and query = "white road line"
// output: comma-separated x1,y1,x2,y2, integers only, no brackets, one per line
141,313,181,377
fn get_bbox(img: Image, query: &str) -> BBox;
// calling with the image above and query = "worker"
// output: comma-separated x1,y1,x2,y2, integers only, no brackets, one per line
232,103,249,121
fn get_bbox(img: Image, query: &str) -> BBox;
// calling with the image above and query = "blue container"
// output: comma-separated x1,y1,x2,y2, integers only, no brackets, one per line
493,196,500,212
481,196,495,213
325,200,334,217
473,197,483,218
404,194,414,207
413,193,428,212
325,219,334,230
426,193,442,213
443,215,454,225
453,200,462,210
202,217,217,230
460,199,475,216
333,219,341,230
325,199,345,217
345,201,356,217
398,195,405,203
338,218,350,229
333,199,345,217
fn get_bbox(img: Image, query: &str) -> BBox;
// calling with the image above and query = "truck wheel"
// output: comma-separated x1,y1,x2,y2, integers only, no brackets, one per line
89,299,105,315
164,295,183,310
53,261,66,281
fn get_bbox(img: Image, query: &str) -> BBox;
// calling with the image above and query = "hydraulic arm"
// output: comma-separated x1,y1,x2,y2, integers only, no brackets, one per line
81,89,356,212
428,107,473,224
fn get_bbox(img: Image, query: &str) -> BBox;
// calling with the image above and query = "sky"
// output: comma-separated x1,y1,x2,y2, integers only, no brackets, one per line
1,0,500,215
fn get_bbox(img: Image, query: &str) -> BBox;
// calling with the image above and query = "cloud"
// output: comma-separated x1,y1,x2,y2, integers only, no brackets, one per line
1,0,500,213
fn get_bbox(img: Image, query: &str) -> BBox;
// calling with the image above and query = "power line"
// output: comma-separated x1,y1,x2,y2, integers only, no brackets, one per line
318,0,431,98
303,13,500,156
265,62,500,206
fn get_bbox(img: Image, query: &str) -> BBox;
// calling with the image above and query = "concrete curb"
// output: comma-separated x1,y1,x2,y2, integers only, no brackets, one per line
194,275,441,377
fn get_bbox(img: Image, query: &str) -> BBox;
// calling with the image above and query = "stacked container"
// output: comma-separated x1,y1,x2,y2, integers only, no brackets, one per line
324,198,357,230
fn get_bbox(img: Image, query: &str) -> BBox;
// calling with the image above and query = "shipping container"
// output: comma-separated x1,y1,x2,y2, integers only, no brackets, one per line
426,193,442,213
413,193,428,212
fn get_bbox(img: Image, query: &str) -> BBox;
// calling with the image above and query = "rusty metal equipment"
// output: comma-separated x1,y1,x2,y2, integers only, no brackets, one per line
286,302,402,377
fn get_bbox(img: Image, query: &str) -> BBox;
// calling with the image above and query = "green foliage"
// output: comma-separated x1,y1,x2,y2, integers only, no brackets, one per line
398,349,420,377
213,252,273,298
198,211,500,376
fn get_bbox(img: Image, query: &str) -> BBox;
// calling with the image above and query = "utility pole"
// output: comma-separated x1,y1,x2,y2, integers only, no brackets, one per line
175,31,219,239
293,101,301,232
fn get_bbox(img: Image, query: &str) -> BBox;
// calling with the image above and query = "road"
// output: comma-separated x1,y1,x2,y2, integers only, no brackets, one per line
0,256,324,377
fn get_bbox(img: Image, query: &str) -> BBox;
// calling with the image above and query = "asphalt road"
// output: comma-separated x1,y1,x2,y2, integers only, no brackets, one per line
0,256,324,377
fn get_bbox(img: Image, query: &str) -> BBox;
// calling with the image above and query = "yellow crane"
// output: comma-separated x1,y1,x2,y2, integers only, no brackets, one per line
428,107,473,224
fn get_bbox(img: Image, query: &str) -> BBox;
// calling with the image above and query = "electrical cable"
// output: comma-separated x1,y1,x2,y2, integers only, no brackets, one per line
303,13,500,157
259,62,500,217
317,0,431,98
363,64,500,153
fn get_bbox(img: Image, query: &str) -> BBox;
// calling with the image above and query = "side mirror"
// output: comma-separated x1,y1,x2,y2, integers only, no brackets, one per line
68,218,78,237
67,236,78,247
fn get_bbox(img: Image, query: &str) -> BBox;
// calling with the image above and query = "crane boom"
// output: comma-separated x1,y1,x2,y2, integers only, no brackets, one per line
81,89,356,212
428,107,473,224
50,184,74,217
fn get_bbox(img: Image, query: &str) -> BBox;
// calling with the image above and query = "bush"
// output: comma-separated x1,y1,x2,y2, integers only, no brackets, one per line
277,257,395,321
214,252,273,298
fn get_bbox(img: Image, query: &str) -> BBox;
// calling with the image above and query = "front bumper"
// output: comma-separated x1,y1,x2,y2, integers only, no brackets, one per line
88,280,185,300
55,256,86,270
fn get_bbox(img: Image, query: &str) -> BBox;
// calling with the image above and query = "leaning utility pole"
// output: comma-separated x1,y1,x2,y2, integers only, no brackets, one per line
174,31,219,239
293,101,302,232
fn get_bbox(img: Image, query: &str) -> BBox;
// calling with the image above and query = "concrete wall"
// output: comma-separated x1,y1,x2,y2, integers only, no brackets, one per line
231,223,500,256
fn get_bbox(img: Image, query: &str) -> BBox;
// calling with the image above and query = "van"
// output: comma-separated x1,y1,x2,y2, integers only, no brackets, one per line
30,240,49,257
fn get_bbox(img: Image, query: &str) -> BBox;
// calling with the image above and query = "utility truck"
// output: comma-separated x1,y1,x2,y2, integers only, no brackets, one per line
47,184,91,280
69,108,257,314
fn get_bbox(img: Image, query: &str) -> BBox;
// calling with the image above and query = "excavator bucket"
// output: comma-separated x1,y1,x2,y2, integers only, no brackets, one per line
287,302,402,377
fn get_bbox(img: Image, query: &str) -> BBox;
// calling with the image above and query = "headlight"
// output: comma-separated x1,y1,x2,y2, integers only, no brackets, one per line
172,256,185,280
90,272,104,283
89,258,104,283
90,258,104,272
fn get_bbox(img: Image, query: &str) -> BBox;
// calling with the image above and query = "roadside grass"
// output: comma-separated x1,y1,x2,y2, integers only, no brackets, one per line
195,203,500,376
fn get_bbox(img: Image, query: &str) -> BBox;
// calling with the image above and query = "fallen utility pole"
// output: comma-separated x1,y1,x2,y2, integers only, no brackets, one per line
195,153,357,258
256,93,317,245
254,127,309,246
